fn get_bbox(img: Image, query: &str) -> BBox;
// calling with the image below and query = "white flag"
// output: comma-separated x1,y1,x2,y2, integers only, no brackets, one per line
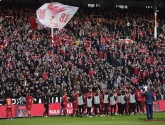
36,2,79,29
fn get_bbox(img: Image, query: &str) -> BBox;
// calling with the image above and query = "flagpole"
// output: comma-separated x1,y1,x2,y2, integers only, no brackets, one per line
154,0,157,39
51,0,54,43
51,28,54,42
154,12,157,39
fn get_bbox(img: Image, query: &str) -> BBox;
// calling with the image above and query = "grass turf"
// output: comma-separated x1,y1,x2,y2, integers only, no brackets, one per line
0,113,165,125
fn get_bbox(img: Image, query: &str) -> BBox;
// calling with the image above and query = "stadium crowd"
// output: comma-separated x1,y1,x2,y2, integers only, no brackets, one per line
0,2,165,104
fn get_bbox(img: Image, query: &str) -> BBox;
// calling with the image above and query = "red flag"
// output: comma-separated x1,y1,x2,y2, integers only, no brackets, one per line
28,17,38,30
29,17,44,30
131,77,138,84
42,71,48,80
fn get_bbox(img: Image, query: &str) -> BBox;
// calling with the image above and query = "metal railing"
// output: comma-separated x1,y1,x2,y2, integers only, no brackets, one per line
106,62,132,82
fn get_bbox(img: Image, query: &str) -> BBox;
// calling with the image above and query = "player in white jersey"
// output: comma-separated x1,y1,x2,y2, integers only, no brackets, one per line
109,91,116,116
129,89,136,115
86,93,93,117
120,91,128,116
78,92,84,117
93,90,103,117
103,90,109,116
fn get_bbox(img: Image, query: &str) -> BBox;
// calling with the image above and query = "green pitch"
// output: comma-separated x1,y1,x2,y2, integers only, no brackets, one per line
0,113,165,125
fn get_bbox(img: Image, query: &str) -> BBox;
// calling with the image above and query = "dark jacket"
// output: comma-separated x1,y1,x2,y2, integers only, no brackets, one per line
142,91,154,104
42,94,50,105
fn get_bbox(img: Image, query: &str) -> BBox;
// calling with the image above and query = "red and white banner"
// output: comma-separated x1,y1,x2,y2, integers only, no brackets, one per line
157,100,165,111
119,39,131,44
0,103,73,118
0,101,165,118
36,2,79,29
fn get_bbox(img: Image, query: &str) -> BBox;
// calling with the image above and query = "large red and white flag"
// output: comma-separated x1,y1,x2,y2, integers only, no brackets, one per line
36,2,79,29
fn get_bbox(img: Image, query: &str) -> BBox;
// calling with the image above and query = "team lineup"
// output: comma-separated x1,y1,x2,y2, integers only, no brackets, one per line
5,87,147,119
66,88,146,117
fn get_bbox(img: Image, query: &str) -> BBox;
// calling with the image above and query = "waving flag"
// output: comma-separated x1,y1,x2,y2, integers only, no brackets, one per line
29,17,38,30
29,17,44,30
36,2,79,29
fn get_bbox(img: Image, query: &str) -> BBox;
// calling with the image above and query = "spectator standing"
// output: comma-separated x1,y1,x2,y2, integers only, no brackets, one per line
142,87,155,121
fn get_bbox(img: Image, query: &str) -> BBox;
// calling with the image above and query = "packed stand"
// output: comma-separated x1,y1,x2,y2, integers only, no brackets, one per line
0,3,165,103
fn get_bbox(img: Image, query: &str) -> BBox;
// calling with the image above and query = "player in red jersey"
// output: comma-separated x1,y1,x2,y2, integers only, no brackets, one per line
107,103,111,115
5,97,13,120
87,88,94,98
113,90,118,115
62,92,68,116
141,93,146,113
125,90,130,114
100,91,105,114
73,90,79,116
135,88,142,114
83,93,88,114
26,93,34,118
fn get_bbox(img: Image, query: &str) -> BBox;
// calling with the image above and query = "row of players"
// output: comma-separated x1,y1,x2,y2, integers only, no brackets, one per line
5,88,146,119
61,88,146,117
5,94,34,119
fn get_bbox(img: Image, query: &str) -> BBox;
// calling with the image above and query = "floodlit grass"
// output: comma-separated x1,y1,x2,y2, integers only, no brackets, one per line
0,113,165,125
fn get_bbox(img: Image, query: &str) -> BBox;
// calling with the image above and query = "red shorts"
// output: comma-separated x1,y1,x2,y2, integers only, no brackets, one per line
73,101,78,109
64,103,67,108
6,107,12,112
127,103,130,108
26,106,31,111
108,107,110,112
141,101,145,106
101,103,104,109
